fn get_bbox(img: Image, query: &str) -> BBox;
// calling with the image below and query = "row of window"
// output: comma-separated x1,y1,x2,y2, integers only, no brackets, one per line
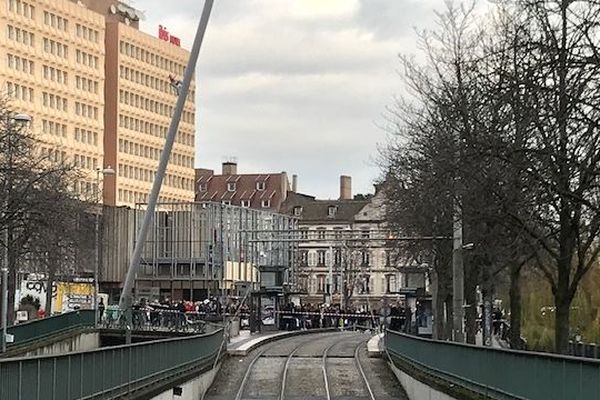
118,138,193,168
74,128,99,146
75,101,99,120
74,180,98,197
6,82,34,102
44,10,68,32
40,147,66,164
7,57,99,96
118,189,147,205
76,23,99,43
42,92,68,111
73,154,98,171
221,199,271,208
120,89,171,118
118,114,193,147
118,163,194,191
118,190,185,205
120,41,185,75
76,76,99,94
75,49,99,69
198,181,267,192
41,119,67,138
119,66,195,99
7,54,34,74
43,65,68,84
119,89,194,124
43,38,68,58
297,227,371,240
7,25,34,46
298,249,372,266
7,0,34,19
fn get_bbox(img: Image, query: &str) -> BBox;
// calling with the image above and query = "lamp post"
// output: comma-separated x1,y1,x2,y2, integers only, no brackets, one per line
94,166,115,327
1,112,32,353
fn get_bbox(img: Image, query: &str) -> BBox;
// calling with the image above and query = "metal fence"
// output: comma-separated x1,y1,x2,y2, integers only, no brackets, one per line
385,329,600,400
0,328,224,400
7,310,95,346
100,308,212,333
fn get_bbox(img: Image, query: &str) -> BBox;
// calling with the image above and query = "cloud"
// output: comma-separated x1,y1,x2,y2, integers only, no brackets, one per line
137,0,440,198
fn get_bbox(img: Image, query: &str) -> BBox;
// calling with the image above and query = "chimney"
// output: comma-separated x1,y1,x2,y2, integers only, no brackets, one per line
222,161,237,175
292,174,298,192
340,175,352,200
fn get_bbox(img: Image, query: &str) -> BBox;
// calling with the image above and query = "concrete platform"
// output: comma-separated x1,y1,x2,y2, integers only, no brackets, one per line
227,328,336,356
367,332,384,357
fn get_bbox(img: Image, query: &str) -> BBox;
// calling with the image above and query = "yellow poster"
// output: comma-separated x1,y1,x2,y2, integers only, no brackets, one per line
53,282,94,313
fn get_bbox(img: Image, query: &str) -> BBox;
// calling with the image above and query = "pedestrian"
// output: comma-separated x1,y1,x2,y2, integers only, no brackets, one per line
98,297,105,323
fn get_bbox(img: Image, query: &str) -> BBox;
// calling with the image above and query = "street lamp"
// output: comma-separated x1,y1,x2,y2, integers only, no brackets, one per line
2,112,32,353
94,166,115,327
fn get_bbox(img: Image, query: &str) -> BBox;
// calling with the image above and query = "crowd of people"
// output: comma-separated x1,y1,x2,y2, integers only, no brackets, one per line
243,301,415,333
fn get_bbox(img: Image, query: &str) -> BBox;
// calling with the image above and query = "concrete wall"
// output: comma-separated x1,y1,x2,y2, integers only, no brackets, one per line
150,362,221,400
388,361,459,400
20,332,100,357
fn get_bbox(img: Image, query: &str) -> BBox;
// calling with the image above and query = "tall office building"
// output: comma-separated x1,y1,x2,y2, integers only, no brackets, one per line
82,0,196,207
0,0,197,207
0,0,106,196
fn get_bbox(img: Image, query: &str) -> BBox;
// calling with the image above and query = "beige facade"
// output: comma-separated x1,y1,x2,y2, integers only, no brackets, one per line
103,20,196,207
0,0,106,196
0,0,197,207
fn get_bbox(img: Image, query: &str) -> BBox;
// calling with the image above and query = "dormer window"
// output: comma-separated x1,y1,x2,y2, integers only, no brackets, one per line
241,200,250,208
328,205,337,217
227,182,236,192
256,181,266,191
261,199,270,208
293,206,303,216
198,182,207,192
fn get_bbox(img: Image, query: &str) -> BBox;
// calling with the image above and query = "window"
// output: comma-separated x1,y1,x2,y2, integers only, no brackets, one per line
222,200,231,206
299,251,308,265
293,206,303,216
317,228,326,240
241,200,250,208
299,229,308,240
317,251,326,266
361,229,370,239
328,205,337,217
361,251,370,266
334,250,341,265
333,227,343,239
227,182,236,192
256,181,265,191
261,199,270,208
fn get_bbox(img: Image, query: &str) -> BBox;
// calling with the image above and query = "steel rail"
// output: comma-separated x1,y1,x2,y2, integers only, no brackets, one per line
355,341,377,400
321,342,337,400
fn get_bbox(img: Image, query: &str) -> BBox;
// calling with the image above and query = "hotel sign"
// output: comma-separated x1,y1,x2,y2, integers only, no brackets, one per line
158,25,181,47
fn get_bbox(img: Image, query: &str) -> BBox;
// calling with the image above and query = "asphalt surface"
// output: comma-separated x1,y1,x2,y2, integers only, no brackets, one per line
204,330,409,400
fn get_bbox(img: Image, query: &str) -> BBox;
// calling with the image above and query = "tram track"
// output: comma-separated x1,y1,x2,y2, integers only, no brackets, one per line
234,331,378,400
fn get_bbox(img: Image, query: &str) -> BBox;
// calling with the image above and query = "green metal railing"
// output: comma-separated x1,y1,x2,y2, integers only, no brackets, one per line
7,310,95,346
0,328,224,400
385,329,600,400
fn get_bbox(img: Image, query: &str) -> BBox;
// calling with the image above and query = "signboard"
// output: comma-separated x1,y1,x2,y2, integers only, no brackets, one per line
158,25,181,47
19,279,57,311
16,311,28,322
55,282,94,313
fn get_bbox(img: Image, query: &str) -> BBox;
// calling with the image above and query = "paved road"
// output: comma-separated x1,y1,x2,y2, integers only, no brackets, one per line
205,330,408,400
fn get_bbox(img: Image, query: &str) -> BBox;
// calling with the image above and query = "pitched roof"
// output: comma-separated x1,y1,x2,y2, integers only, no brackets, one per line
195,171,288,211
280,191,369,223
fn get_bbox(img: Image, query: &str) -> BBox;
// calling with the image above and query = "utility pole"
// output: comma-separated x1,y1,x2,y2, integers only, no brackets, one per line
452,197,465,343
118,0,214,343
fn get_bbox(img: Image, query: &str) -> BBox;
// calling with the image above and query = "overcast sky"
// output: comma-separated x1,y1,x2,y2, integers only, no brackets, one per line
136,0,443,199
